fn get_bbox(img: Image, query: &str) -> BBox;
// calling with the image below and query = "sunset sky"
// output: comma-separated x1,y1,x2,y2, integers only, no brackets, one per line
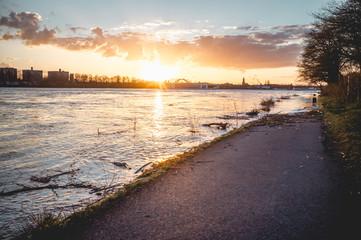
0,0,333,84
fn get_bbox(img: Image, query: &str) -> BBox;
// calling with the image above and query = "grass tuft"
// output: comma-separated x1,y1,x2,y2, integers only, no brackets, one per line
260,97,276,112
246,109,260,116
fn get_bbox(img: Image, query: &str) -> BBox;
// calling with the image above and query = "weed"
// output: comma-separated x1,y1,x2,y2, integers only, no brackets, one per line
260,97,275,107
20,212,64,240
260,97,276,112
280,95,291,99
188,112,199,133
260,105,271,112
246,109,260,116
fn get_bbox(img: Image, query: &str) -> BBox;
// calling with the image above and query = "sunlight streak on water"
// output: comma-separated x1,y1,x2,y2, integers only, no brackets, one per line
153,91,165,138
0,88,317,239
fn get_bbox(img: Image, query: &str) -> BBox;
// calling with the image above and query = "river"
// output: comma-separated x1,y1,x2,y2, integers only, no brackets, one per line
0,87,317,239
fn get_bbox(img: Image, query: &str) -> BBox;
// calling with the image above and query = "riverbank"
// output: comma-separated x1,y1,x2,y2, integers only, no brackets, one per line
18,110,360,239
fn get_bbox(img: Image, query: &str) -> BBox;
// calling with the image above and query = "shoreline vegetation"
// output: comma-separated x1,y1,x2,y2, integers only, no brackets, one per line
15,110,322,240
298,0,361,199
320,97,361,194
296,0,361,235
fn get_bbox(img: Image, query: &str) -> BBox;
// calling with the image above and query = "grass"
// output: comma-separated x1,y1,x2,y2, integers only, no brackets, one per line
320,97,361,194
260,97,276,112
246,109,260,116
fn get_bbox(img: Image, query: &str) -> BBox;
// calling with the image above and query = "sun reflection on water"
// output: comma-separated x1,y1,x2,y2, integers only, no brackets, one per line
152,91,165,137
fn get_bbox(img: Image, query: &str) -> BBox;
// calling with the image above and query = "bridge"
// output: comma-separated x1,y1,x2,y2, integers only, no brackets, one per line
174,78,191,83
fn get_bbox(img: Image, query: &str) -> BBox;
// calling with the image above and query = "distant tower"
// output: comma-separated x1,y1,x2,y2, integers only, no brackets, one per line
242,77,246,86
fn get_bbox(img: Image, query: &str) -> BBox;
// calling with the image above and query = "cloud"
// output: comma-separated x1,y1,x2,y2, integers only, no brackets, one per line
237,26,265,31
0,11,307,70
0,62,13,68
252,32,292,44
0,11,42,32
223,26,238,30
111,20,175,32
1,32,14,40
70,26,87,33
233,24,310,45
3,57,17,61
271,25,310,38
0,11,56,45
189,35,302,69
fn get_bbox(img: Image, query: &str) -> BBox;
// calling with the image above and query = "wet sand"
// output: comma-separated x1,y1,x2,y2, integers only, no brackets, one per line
77,112,353,240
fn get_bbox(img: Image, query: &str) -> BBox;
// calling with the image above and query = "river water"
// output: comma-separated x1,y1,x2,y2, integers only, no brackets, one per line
0,87,317,238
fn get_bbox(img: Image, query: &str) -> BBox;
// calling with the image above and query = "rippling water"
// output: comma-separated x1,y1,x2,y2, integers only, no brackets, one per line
0,87,317,238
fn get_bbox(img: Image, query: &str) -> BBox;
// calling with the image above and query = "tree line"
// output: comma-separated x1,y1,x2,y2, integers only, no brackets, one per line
298,0,361,103
73,74,144,84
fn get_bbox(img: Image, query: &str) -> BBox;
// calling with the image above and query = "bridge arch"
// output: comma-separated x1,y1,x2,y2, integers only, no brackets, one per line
175,78,190,83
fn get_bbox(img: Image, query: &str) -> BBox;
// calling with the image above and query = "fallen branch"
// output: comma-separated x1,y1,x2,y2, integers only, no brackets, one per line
134,162,152,174
112,162,131,169
202,122,228,130
217,115,248,120
0,182,121,197
30,169,80,183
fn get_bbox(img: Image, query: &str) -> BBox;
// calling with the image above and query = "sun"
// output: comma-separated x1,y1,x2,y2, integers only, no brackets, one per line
140,60,178,82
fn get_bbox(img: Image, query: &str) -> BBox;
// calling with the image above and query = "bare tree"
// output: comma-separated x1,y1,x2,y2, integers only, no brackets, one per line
298,0,361,102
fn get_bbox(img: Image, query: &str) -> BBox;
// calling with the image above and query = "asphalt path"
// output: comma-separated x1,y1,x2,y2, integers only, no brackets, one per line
79,114,354,240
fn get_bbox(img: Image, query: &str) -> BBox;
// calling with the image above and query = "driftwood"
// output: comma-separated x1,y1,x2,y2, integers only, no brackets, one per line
134,162,152,174
217,115,248,120
112,162,131,169
30,169,80,183
202,122,228,130
279,95,291,99
0,182,122,197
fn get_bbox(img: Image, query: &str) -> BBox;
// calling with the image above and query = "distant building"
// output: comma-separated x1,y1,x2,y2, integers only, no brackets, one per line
48,69,69,83
70,73,74,82
0,67,17,85
23,67,43,85
242,77,246,86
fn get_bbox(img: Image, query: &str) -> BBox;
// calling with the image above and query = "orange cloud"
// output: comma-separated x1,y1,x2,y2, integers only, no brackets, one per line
0,11,306,70
1,32,15,40
0,62,13,68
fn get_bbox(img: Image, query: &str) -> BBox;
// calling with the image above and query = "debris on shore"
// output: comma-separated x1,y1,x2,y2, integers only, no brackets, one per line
112,162,131,169
202,122,228,130
30,169,80,184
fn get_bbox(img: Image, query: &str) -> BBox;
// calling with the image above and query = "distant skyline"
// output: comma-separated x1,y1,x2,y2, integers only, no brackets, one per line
0,0,341,84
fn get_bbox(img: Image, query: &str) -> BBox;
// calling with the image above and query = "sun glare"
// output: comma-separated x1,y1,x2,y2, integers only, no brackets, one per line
140,60,178,82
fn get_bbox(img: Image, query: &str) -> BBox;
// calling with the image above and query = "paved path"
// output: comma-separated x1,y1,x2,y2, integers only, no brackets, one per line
79,114,351,240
